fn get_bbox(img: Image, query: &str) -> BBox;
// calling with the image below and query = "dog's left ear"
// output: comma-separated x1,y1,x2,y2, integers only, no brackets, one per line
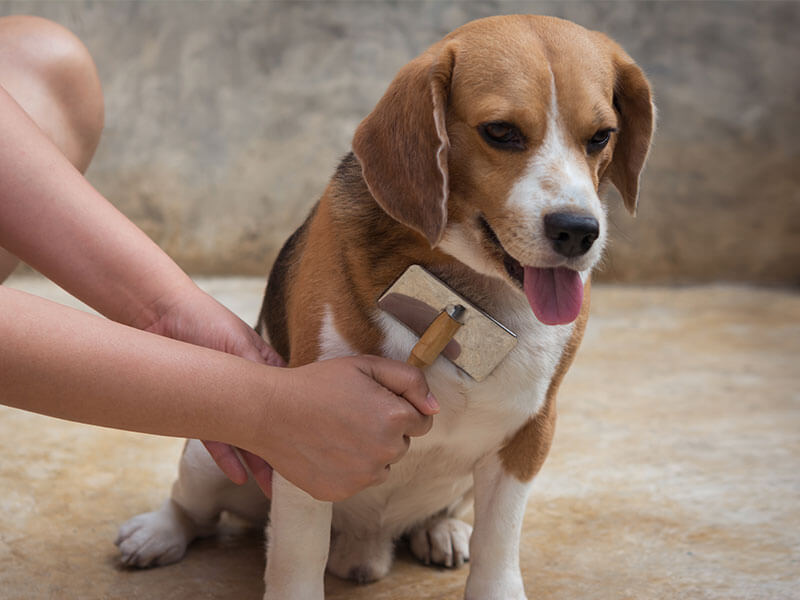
606,51,655,216
353,43,456,247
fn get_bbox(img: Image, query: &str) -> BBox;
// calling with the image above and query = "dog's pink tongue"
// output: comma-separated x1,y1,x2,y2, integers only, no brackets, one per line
523,267,584,325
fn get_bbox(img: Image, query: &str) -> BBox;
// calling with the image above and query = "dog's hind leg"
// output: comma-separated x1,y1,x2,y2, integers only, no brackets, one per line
116,439,264,567
407,492,474,569
408,516,472,569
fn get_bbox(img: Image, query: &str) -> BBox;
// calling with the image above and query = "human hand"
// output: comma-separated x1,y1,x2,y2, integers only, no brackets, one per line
141,283,284,367
255,355,438,502
139,282,285,496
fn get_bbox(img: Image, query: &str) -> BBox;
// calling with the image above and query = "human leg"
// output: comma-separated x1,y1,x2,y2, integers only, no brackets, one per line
0,15,104,282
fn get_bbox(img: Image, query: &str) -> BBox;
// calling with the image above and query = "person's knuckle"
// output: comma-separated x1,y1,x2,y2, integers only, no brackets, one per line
375,444,396,466
391,400,414,423
421,414,434,434
358,354,378,371
385,407,403,429
388,439,408,463
404,363,427,385
368,464,389,486
411,364,427,383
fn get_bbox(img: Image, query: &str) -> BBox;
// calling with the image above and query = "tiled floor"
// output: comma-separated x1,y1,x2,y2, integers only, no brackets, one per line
2,276,798,599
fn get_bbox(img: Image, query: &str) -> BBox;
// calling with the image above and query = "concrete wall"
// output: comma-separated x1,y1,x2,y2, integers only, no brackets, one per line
2,1,798,283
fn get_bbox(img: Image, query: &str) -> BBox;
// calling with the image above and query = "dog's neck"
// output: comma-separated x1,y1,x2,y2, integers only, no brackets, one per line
325,153,506,313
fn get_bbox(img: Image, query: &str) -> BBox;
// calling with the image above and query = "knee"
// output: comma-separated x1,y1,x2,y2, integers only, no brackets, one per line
0,15,104,172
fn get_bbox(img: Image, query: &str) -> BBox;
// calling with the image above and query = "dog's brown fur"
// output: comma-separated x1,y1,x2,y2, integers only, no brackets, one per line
258,16,652,486
499,280,592,481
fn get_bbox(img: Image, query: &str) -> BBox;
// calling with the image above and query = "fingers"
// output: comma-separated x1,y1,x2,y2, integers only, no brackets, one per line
260,342,287,367
396,435,412,464
248,326,286,367
232,325,286,367
261,355,438,502
202,440,248,485
203,441,273,497
239,449,273,498
401,409,434,439
356,355,435,441
361,355,439,416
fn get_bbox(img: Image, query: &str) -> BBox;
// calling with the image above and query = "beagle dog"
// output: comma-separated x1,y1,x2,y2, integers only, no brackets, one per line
117,15,654,599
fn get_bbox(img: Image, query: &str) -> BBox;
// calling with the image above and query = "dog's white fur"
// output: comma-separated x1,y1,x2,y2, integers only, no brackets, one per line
117,89,576,595
116,15,653,599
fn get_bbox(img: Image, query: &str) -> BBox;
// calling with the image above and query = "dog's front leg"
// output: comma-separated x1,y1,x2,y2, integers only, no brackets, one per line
264,473,332,600
465,453,533,600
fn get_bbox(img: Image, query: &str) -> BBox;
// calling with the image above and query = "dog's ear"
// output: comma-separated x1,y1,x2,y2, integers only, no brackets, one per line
352,44,455,247
607,52,655,216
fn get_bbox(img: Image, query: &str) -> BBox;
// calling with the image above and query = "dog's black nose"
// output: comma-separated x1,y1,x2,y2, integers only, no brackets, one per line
544,213,600,258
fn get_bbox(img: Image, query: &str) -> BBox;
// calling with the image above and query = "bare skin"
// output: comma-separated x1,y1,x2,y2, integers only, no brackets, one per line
0,15,437,501
1,286,435,501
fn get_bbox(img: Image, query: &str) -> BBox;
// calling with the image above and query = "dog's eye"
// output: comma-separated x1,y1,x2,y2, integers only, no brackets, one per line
479,122,526,151
587,128,617,154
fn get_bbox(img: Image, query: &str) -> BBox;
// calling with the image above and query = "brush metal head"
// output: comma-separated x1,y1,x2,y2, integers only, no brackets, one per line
378,265,517,381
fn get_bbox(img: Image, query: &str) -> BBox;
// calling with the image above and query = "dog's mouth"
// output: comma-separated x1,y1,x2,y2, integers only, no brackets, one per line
478,215,584,326
479,216,525,285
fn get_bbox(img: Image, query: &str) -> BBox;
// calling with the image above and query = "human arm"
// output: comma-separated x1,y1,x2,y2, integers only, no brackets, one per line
0,84,198,330
0,83,283,487
0,285,437,501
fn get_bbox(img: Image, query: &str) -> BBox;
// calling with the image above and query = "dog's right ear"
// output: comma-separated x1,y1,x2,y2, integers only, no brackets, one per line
353,44,456,248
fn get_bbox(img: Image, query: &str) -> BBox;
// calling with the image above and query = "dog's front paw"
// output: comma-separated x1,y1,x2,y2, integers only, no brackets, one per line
115,501,196,568
409,517,472,568
466,591,526,600
465,570,527,600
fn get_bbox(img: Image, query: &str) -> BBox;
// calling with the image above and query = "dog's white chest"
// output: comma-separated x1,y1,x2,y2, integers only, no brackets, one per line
319,299,572,537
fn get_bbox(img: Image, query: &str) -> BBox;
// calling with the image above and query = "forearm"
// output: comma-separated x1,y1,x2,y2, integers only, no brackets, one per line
0,285,270,448
0,86,194,327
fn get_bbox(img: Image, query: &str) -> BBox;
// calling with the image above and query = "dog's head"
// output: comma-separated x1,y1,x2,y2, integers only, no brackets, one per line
353,16,654,325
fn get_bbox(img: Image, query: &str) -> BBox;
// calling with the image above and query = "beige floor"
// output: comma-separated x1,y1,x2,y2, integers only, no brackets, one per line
1,276,798,600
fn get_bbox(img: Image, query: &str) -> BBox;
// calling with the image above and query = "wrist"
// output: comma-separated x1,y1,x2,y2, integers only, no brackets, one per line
232,363,294,468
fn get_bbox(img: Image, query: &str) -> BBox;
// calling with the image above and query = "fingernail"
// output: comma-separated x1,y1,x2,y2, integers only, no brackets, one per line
426,392,440,412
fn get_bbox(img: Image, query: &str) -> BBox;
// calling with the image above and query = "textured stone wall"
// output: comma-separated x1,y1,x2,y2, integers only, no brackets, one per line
2,1,798,283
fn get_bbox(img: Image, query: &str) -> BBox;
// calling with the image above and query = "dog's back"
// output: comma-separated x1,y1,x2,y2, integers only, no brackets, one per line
257,202,316,362
258,152,433,367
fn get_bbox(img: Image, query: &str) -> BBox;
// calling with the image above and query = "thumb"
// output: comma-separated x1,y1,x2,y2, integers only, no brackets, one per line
360,356,439,416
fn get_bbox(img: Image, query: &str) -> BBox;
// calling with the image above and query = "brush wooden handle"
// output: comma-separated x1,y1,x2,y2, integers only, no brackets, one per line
407,310,463,370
